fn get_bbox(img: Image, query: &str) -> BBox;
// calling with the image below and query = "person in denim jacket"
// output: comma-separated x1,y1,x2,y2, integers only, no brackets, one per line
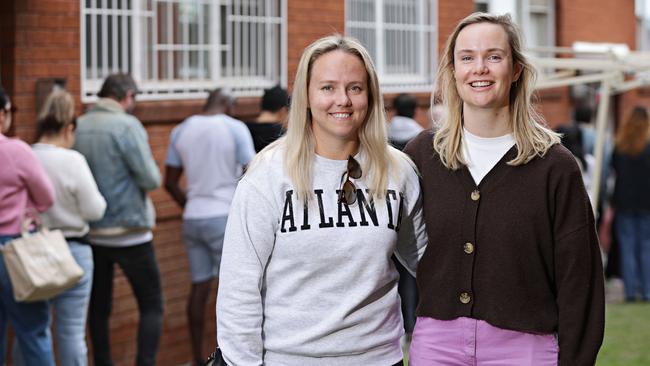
74,73,163,366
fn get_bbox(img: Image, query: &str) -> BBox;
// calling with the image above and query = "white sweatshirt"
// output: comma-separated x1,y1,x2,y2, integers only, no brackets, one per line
32,143,106,237
217,147,428,366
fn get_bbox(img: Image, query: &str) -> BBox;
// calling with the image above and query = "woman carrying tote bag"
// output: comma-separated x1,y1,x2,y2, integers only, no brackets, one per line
0,86,56,364
12,89,107,366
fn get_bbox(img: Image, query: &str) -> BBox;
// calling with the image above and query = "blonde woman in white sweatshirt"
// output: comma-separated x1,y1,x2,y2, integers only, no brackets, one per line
14,89,106,366
216,35,428,366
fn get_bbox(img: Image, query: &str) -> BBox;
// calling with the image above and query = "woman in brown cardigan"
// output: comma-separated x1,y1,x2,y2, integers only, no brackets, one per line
404,12,604,366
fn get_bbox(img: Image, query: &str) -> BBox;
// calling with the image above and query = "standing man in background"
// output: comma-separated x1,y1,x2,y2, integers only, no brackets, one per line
164,89,255,366
74,73,164,366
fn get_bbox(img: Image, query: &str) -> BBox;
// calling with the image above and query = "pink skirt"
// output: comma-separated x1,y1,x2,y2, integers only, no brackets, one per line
409,317,558,366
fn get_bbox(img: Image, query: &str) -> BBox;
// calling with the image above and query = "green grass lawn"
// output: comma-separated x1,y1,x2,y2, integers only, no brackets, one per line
597,302,650,365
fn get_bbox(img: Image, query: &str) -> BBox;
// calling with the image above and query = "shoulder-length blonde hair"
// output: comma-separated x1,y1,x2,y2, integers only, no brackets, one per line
37,89,75,139
256,35,404,202
616,106,650,156
433,12,560,170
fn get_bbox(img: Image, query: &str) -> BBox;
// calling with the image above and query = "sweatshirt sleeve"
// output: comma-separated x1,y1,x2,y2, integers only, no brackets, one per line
19,143,55,212
217,178,278,366
73,153,107,221
552,152,605,366
394,162,428,277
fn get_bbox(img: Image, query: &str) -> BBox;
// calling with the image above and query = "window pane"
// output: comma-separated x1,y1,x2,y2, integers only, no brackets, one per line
348,0,375,22
346,0,435,89
530,12,549,47
348,27,377,62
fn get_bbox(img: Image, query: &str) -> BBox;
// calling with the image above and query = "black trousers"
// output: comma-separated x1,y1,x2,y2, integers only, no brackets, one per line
89,241,164,366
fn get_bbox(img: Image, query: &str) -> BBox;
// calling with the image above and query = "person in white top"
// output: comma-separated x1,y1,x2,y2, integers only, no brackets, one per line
13,89,106,366
216,35,428,366
164,89,255,366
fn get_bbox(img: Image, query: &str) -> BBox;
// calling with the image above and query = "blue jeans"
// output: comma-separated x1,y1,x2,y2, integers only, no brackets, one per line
0,235,55,365
89,241,164,366
13,240,94,366
616,212,650,300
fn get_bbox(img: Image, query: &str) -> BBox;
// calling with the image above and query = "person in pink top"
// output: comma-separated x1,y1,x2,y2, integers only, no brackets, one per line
0,85,56,365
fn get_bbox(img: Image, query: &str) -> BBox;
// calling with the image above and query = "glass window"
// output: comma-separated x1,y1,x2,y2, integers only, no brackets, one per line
81,0,287,101
346,0,437,93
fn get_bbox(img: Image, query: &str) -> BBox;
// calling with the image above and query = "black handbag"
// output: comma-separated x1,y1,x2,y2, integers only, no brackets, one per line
205,347,227,366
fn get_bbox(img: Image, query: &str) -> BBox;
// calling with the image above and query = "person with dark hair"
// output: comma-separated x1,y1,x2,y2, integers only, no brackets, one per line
164,88,255,366
97,73,140,106
74,74,163,366
12,89,106,366
0,86,56,364
405,13,604,365
612,106,650,302
245,85,289,152
388,93,423,150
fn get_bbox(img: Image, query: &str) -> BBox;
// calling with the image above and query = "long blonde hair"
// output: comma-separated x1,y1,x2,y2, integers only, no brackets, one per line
433,12,560,170
254,35,405,202
615,106,650,156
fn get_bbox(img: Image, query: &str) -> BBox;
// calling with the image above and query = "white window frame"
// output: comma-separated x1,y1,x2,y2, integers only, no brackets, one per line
519,0,555,51
636,0,650,51
345,0,437,93
81,0,287,102
474,0,555,52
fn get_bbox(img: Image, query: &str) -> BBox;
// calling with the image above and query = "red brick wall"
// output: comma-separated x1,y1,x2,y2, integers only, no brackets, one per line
0,0,17,101
5,0,81,142
437,0,476,57
287,0,345,90
557,0,635,46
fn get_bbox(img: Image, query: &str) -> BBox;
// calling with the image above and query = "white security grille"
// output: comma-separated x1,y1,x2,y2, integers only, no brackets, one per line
81,0,287,102
345,0,437,93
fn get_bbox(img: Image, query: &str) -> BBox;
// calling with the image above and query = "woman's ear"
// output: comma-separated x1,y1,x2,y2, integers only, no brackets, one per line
513,62,523,83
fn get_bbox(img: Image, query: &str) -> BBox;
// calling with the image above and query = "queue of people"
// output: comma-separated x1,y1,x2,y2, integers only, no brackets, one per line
5,10,643,366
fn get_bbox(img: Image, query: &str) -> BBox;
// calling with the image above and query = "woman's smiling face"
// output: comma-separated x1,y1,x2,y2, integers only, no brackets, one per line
308,50,369,147
453,22,521,112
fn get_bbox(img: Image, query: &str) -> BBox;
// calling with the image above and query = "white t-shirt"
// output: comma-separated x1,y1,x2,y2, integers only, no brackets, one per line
166,113,256,219
462,128,515,185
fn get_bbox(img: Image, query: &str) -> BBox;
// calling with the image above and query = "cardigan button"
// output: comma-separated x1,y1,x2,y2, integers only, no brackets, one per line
459,292,471,304
471,190,480,201
464,242,474,254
